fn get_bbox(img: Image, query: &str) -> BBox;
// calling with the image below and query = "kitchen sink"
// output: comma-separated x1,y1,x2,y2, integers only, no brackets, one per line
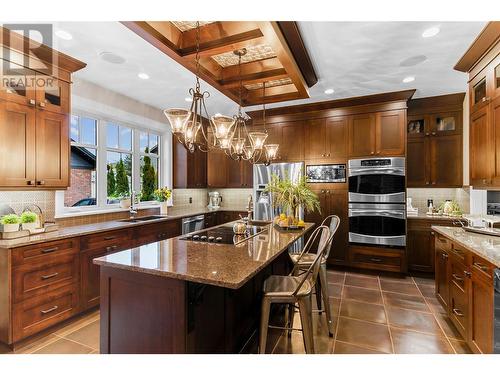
118,215,166,223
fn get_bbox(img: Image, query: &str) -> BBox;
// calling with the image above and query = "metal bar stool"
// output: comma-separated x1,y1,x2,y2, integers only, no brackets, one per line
289,215,340,337
259,225,330,354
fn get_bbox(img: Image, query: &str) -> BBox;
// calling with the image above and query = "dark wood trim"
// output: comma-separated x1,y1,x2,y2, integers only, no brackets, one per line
0,26,86,74
247,89,416,120
454,21,500,72
408,92,466,115
277,22,318,87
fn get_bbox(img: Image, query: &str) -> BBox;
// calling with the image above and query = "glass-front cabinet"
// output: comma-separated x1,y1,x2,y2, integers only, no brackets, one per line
0,62,36,106
407,115,426,138
35,75,70,114
430,111,462,136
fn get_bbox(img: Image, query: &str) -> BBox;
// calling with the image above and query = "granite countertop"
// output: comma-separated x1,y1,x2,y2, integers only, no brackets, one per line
431,226,500,268
94,222,313,289
0,206,248,249
408,213,466,221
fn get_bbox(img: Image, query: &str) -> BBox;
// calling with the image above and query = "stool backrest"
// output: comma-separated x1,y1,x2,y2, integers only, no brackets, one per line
320,215,340,260
292,225,330,296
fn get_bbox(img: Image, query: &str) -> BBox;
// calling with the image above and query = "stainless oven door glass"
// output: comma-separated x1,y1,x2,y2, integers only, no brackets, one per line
348,203,406,246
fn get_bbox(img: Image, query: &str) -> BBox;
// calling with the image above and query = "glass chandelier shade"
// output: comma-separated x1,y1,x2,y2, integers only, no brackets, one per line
164,108,190,134
184,120,201,144
211,115,236,140
264,144,279,160
232,137,246,155
219,137,232,149
248,131,268,151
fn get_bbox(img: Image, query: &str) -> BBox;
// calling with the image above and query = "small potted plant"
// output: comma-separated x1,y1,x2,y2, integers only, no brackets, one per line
1,214,21,233
20,211,38,232
154,187,172,215
119,194,131,209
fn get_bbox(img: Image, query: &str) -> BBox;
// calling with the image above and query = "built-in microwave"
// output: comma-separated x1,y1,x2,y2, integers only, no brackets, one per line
306,164,346,183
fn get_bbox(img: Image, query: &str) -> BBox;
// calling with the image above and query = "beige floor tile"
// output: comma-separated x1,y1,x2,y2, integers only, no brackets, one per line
63,320,100,350
390,327,454,354
333,341,386,354
340,299,387,324
31,338,94,354
336,317,392,353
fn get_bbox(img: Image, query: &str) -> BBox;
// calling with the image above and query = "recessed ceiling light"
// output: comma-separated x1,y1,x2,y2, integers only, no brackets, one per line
422,26,440,38
402,76,415,83
99,51,126,65
138,72,149,80
185,97,193,102
324,88,334,95
55,29,73,41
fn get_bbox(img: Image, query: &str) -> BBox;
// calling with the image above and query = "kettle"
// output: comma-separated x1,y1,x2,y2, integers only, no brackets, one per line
233,220,247,235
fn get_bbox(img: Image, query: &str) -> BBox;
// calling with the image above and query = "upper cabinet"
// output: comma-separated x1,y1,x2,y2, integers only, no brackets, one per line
0,27,86,189
348,110,405,158
304,116,347,161
172,136,207,189
406,94,464,188
454,22,500,189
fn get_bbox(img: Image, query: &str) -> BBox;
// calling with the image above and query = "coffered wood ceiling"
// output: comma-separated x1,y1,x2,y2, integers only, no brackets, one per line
122,21,314,106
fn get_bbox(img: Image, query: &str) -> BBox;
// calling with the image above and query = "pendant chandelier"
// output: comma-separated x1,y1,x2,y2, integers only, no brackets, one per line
224,49,279,165
163,21,236,153
163,22,279,165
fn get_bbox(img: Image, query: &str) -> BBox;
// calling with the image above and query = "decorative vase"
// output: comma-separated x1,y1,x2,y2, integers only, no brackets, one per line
22,222,37,232
3,223,19,233
119,198,131,209
160,201,168,215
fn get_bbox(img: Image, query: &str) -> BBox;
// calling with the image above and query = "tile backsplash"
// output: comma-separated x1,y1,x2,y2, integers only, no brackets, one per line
210,188,253,209
407,188,470,213
0,191,56,221
172,189,208,208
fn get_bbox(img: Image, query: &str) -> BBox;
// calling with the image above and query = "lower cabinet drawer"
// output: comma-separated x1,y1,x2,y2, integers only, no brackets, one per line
12,252,79,303
435,233,452,252
450,259,466,292
449,282,468,339
349,246,405,272
12,284,79,342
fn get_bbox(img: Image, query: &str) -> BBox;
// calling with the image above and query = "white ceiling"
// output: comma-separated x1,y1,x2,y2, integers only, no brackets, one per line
53,21,486,116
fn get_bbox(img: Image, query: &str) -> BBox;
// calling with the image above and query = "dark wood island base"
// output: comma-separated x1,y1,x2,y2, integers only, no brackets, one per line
99,251,289,354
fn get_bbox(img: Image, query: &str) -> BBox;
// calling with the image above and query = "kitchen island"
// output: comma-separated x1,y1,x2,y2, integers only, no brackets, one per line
94,222,313,354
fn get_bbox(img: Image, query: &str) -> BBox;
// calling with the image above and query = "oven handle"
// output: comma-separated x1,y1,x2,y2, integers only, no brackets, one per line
348,209,405,219
348,168,405,176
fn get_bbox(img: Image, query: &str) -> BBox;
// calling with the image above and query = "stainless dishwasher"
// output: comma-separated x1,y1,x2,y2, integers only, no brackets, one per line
181,215,205,234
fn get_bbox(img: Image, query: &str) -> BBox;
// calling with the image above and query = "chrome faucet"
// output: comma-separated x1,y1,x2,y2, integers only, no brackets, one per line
246,194,254,222
129,190,138,218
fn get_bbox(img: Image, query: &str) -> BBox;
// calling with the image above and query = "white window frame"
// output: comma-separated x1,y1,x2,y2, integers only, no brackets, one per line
56,110,165,217
138,131,161,204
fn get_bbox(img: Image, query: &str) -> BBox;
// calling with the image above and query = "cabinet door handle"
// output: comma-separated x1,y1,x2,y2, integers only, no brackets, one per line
452,308,464,317
41,272,59,280
103,236,116,240
425,181,430,185
37,180,45,185
321,154,325,157
425,132,430,136
41,305,58,315
327,153,331,157
441,253,448,259
106,245,118,251
452,273,463,282
431,132,436,136
41,247,58,254
370,257,382,263
28,99,36,106
430,231,435,236
473,262,488,272
370,151,375,155
432,182,436,185
27,180,36,185
464,270,472,278
38,101,46,108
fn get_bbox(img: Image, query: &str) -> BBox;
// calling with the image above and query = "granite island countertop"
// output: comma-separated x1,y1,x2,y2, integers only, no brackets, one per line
93,222,313,289
408,213,466,221
432,225,500,268
0,206,248,249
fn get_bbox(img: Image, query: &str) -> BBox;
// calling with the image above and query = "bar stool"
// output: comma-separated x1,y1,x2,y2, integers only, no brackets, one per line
259,225,330,354
289,215,340,337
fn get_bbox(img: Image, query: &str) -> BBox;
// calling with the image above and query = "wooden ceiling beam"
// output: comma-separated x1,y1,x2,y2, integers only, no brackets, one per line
221,72,290,89
243,91,302,106
244,83,297,102
180,31,265,57
222,57,283,81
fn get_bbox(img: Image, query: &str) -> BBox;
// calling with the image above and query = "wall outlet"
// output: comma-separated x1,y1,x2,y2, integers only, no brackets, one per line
189,197,192,204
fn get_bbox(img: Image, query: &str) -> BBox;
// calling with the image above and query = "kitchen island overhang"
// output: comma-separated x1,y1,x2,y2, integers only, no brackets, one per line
94,222,313,354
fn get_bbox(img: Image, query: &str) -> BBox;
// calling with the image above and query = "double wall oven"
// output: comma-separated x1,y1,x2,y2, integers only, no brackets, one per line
348,157,406,247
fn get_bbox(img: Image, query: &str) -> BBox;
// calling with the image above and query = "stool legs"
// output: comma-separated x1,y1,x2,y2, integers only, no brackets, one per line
259,297,271,354
315,279,322,313
318,263,335,337
298,295,315,354
287,303,295,337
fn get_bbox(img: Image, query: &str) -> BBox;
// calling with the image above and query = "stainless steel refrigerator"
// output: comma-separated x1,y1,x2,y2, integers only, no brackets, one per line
253,162,304,221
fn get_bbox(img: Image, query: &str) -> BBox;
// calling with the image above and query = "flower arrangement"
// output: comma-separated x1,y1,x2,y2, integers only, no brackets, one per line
154,187,172,202
265,172,320,226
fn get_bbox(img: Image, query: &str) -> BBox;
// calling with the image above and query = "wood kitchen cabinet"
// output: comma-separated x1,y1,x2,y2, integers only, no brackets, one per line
305,188,348,265
173,136,207,188
207,149,228,188
348,110,405,158
226,157,253,188
304,116,347,161
455,22,500,189
433,231,496,353
407,94,464,188
0,29,85,189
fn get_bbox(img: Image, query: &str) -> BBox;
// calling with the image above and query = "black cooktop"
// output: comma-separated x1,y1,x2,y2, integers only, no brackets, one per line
180,224,266,245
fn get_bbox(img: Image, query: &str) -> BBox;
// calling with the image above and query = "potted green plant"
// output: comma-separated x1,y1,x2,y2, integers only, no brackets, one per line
154,187,172,215
265,173,320,227
20,211,38,232
118,194,131,209
1,214,20,233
